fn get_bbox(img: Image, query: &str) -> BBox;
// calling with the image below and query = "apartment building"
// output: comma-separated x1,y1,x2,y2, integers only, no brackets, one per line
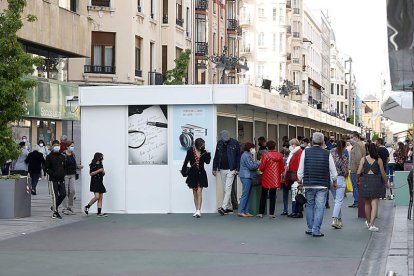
0,0,90,146
361,95,381,140
330,39,348,119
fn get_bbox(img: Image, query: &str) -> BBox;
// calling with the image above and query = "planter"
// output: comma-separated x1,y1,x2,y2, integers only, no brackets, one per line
0,177,31,219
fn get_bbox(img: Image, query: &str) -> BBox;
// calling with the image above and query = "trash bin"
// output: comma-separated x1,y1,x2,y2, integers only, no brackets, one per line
248,185,262,215
0,177,31,219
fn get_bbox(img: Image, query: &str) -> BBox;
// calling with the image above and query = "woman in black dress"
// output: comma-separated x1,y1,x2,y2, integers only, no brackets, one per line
84,152,107,217
181,138,211,218
357,143,388,232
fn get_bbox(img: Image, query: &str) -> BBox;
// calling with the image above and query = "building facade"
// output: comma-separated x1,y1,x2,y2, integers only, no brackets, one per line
361,95,381,140
0,0,90,146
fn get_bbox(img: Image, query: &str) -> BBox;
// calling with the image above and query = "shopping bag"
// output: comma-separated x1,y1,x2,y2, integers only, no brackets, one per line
346,171,353,193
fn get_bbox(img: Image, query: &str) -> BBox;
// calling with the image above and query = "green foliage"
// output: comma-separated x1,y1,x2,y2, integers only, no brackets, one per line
371,132,379,142
347,115,359,125
163,49,191,85
0,0,40,166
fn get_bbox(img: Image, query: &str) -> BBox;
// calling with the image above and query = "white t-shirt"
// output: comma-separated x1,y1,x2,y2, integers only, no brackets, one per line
387,147,395,164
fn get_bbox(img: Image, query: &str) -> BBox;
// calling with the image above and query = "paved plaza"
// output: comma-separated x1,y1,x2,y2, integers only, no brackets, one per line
0,179,411,276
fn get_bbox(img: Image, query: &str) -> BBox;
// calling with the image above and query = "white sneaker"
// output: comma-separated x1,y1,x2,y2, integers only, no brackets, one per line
365,220,370,229
195,210,201,218
369,225,379,232
192,212,197,217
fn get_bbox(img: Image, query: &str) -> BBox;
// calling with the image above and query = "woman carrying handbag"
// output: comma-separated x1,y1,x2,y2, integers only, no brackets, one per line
181,138,211,218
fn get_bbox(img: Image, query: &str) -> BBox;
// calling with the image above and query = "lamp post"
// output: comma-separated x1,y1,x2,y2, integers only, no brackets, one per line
207,46,249,84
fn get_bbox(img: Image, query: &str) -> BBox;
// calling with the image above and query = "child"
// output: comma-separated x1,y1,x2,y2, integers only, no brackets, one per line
84,152,107,217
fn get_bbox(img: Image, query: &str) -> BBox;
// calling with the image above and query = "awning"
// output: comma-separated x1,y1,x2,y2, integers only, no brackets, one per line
381,92,413,123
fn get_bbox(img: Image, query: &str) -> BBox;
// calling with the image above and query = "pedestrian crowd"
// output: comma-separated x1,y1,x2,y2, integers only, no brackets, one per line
181,130,412,237
2,131,413,236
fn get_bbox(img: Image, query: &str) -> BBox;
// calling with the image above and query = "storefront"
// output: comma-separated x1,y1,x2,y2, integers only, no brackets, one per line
12,78,80,147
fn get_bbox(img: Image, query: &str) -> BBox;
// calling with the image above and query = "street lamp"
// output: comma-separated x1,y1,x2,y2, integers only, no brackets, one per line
207,46,249,84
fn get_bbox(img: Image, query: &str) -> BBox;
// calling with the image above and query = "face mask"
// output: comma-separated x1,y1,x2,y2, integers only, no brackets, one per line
69,146,74,151
300,144,305,148
22,139,27,142
289,146,294,151
53,146,60,152
250,148,256,155
39,143,44,147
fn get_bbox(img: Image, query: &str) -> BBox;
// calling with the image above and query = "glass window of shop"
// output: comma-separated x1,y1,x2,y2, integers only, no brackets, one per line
11,120,31,143
37,120,56,147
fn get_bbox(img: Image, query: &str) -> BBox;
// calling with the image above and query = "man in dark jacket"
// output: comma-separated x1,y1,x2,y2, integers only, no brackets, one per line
213,130,241,215
25,145,45,195
45,140,66,219
297,132,338,237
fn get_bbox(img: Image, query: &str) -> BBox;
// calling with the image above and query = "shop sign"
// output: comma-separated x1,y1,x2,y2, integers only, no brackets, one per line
25,79,80,121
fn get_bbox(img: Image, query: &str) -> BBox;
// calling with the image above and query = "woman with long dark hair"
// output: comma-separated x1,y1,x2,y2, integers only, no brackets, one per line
181,138,211,218
394,142,406,171
357,143,388,231
330,140,348,229
84,152,107,217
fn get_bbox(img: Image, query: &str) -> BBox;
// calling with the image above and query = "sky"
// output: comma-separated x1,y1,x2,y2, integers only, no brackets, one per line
306,0,390,101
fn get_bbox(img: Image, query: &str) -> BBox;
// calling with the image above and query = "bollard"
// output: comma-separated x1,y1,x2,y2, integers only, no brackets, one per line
386,271,396,276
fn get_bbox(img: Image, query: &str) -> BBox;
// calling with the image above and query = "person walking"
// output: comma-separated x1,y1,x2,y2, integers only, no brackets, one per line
12,141,29,175
357,143,388,232
282,138,303,218
25,145,45,195
348,132,366,208
45,140,66,219
213,130,241,216
257,140,284,219
238,142,260,217
386,143,395,199
38,139,49,179
62,141,83,215
330,140,348,229
84,152,107,217
297,132,338,237
181,138,211,218
394,142,406,172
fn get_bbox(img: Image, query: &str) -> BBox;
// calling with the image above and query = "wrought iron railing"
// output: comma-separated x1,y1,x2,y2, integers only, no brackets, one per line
293,8,300,14
286,0,292,9
176,18,184,27
195,0,208,11
195,42,208,56
227,19,238,31
84,65,115,74
293,32,300,38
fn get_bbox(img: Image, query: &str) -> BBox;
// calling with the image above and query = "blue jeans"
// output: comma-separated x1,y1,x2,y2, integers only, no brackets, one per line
331,176,346,219
305,188,328,235
282,185,297,213
350,172,359,205
386,163,394,183
239,177,252,214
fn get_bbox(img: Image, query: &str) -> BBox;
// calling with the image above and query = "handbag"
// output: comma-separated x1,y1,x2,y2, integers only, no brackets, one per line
295,193,307,205
252,171,262,186
346,171,353,193
284,171,297,185
180,166,191,177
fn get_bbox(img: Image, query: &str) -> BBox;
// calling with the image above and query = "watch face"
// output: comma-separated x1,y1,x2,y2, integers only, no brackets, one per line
179,132,194,149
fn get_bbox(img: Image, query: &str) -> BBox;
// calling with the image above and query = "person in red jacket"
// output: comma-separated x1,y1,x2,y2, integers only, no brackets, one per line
282,138,303,218
257,140,284,218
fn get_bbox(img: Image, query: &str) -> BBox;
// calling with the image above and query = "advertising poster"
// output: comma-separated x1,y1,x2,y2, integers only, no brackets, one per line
173,105,214,160
128,105,168,165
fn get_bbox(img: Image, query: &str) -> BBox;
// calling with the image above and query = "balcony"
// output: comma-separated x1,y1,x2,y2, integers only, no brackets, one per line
302,65,308,72
135,69,142,78
84,65,115,74
176,18,184,27
148,71,163,85
292,58,300,64
293,32,300,38
293,8,300,14
195,42,208,56
286,0,292,9
227,19,238,31
91,0,110,7
195,0,208,11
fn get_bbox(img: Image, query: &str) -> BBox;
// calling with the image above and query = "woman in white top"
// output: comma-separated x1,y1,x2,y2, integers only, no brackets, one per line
38,140,49,179
385,143,395,199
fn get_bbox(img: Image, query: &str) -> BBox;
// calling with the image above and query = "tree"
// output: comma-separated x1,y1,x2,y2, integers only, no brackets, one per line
163,49,191,85
0,0,40,166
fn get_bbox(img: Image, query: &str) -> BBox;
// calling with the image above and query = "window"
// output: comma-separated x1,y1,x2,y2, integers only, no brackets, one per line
91,0,110,7
162,0,168,22
336,84,339,95
258,7,265,17
331,83,334,94
150,0,155,19
279,33,283,53
213,32,217,54
257,65,264,78
341,102,344,113
162,45,167,75
135,37,142,77
345,89,348,99
337,101,339,113
293,71,300,85
176,0,183,27
138,0,143,12
196,14,207,42
258,32,264,47
59,0,76,12
228,38,236,56
272,33,277,51
150,42,155,72
86,31,115,74
186,7,190,36
341,85,344,95
292,46,300,63
273,8,277,21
